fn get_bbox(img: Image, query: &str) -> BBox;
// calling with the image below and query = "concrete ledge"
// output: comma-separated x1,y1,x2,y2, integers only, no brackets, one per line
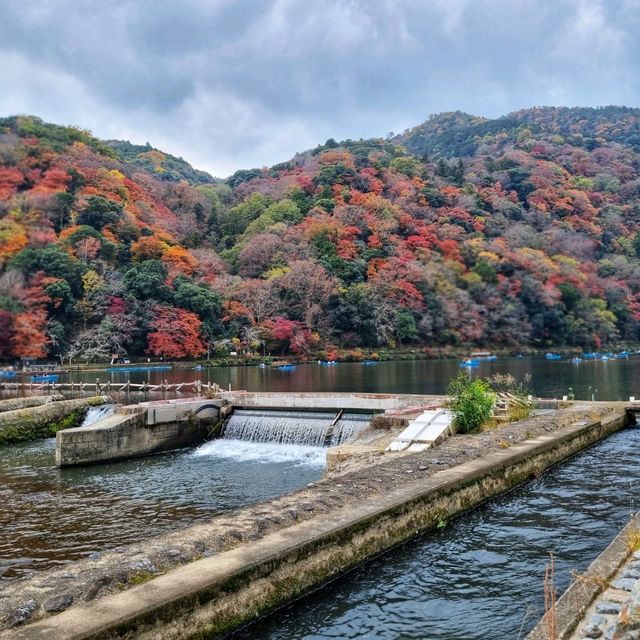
55,405,218,467
0,397,110,444
4,411,628,640
220,391,447,411
526,516,638,639
0,395,65,413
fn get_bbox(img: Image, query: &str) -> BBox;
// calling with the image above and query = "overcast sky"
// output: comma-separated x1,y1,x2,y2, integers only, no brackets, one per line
1,0,639,177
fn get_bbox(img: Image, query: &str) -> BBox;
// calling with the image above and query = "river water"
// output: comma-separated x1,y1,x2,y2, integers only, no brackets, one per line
9,355,640,400
0,436,324,580
231,426,640,640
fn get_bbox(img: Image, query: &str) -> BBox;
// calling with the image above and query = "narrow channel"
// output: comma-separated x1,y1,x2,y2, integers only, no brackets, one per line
231,426,640,640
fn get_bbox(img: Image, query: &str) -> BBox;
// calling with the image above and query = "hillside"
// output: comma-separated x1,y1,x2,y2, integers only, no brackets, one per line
1,108,640,361
104,140,218,185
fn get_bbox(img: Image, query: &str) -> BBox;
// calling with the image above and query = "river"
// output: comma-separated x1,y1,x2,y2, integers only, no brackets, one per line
8,354,640,400
0,435,324,580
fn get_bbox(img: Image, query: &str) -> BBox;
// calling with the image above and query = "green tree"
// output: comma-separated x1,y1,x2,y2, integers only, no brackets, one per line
77,196,122,230
9,246,85,296
123,260,171,301
173,279,223,339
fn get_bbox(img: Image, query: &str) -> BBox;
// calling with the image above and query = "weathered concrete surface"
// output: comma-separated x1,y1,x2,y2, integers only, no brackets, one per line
526,516,639,640
221,390,446,411
0,404,625,639
0,396,110,444
56,400,223,467
560,524,640,640
0,395,64,413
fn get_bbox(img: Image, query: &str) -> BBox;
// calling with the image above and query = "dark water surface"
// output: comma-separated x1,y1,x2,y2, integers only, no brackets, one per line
232,427,640,640
13,355,640,401
0,437,324,579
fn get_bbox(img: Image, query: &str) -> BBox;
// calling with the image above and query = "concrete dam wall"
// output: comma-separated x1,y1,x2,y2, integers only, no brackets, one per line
56,399,224,466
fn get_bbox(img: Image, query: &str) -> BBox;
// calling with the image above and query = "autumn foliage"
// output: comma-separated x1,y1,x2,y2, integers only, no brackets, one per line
146,306,206,358
1,107,640,361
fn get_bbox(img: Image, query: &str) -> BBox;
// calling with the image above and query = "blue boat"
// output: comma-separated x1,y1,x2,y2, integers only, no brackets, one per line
31,374,59,383
460,359,480,367
0,370,16,378
106,365,172,372
361,360,377,366
278,364,297,371
545,353,562,360
583,352,598,359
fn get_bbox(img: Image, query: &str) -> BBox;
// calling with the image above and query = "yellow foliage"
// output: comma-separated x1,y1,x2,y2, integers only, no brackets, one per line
264,266,291,280
0,218,28,264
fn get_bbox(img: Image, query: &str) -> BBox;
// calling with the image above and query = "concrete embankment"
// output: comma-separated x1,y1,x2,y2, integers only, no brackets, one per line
0,395,65,413
221,390,446,411
56,398,226,466
0,404,628,639
527,515,640,640
0,396,110,444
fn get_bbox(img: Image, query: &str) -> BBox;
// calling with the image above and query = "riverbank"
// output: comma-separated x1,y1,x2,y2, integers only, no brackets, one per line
4,342,640,373
0,402,627,638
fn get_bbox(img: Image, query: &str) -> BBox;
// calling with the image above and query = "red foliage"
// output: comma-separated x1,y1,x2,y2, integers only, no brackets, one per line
12,310,49,358
146,306,206,358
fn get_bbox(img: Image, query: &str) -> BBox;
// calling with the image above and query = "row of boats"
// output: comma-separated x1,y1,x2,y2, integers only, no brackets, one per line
544,350,635,362
460,350,638,367
266,360,379,372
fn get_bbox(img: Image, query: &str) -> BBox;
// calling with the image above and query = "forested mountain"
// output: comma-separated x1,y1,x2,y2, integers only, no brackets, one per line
104,140,218,185
1,107,640,362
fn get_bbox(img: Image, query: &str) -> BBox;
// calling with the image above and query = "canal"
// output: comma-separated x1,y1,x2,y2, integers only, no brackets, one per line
231,426,640,640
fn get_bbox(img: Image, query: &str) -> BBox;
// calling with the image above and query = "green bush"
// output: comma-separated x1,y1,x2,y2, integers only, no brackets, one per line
447,372,495,433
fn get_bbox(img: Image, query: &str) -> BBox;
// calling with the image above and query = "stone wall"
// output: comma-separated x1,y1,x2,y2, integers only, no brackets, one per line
0,396,109,444
3,406,628,640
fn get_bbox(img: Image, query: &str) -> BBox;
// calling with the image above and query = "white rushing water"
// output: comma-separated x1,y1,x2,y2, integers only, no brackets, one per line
81,404,114,427
192,439,327,466
221,410,370,448
191,409,372,466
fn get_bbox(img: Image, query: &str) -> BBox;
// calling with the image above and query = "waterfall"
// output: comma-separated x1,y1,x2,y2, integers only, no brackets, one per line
81,404,114,427
221,409,370,447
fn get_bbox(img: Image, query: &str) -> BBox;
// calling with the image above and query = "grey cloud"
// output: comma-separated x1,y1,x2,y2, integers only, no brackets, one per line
0,0,639,176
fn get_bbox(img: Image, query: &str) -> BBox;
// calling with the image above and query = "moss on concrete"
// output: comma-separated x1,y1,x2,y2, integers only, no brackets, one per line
0,396,109,445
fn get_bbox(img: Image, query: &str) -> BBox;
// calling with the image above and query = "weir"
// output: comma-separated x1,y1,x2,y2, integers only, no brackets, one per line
221,409,371,448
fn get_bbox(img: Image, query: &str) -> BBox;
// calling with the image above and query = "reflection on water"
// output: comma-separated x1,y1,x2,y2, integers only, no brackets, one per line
232,427,640,640
5,356,640,401
0,437,323,580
